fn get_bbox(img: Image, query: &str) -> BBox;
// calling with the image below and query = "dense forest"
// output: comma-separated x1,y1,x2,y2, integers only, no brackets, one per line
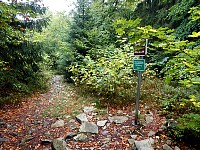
0,0,200,148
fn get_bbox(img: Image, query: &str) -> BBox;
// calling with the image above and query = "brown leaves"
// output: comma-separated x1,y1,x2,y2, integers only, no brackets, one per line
0,77,190,150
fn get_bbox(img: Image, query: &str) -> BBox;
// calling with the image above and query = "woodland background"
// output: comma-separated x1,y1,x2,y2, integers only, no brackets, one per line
0,0,199,147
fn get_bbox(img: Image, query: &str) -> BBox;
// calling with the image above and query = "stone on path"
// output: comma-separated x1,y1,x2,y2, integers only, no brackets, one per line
147,131,156,137
166,139,172,145
51,119,64,128
128,139,135,145
108,116,128,124
130,135,137,139
97,120,107,127
117,110,123,115
52,137,70,150
145,116,154,124
133,138,154,150
79,122,98,134
162,144,173,150
76,113,88,124
65,132,77,139
83,106,96,113
73,133,88,142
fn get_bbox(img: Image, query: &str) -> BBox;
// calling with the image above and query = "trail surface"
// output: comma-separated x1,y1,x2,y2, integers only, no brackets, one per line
0,75,188,149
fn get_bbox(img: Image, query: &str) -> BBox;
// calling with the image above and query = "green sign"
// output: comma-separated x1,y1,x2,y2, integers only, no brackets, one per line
133,59,145,71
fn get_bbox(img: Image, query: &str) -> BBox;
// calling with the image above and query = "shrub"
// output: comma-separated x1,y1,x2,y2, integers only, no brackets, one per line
168,113,200,148
161,84,200,114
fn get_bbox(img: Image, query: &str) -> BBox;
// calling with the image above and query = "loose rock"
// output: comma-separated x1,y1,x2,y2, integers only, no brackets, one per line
52,137,70,150
51,119,65,128
117,110,123,114
75,113,88,124
130,135,137,139
166,139,172,145
128,139,135,145
68,120,79,130
134,138,154,150
147,131,156,137
174,146,181,150
145,116,154,124
101,130,109,135
83,106,96,113
108,116,128,124
79,122,98,134
0,138,9,142
97,120,107,127
0,138,9,146
162,144,173,150
73,133,88,142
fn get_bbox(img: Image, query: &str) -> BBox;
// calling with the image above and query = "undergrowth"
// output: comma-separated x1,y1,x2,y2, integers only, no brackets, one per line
0,71,51,107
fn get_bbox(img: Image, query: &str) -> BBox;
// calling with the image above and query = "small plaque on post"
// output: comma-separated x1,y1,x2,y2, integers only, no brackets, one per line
134,39,148,56
133,59,145,71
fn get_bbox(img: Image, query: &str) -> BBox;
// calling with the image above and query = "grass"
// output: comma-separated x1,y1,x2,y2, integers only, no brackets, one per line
40,80,109,122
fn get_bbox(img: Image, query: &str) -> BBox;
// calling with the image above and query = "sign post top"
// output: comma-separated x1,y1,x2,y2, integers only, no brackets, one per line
133,59,145,71
134,39,148,56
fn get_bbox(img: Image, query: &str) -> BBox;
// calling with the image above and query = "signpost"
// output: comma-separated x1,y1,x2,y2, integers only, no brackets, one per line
134,39,148,56
133,59,145,71
134,46,146,56
133,39,148,126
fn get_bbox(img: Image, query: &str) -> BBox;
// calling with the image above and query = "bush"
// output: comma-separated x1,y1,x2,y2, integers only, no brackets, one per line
168,113,200,148
0,70,49,106
161,84,200,114
70,47,137,102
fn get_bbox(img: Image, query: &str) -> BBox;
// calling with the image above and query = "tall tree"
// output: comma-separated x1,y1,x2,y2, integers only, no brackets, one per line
0,0,48,95
68,0,91,56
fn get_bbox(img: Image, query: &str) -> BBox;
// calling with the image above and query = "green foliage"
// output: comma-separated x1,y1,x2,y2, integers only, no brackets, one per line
168,113,200,147
67,0,92,56
114,17,200,148
0,70,49,105
67,0,200,147
168,0,200,39
33,12,73,74
0,1,49,105
70,47,136,102
161,85,200,114
132,0,177,27
189,4,200,21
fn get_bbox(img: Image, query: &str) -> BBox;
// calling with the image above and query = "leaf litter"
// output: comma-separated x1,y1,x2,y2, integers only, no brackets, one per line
0,75,191,149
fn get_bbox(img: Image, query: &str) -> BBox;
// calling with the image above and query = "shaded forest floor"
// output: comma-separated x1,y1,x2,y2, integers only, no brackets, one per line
0,75,193,150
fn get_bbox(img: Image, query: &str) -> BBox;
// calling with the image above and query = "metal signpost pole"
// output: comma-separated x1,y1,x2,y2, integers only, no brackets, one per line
133,39,148,126
135,70,141,125
134,56,143,125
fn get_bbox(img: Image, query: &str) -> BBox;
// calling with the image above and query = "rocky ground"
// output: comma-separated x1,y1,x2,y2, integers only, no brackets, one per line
0,75,190,150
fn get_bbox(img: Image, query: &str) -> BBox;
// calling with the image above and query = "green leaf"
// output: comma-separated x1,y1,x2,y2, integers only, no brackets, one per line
183,62,194,68
188,32,200,38
116,28,125,35
165,77,172,84
191,78,200,84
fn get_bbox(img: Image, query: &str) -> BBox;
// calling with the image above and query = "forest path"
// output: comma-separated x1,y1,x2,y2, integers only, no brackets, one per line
0,75,184,150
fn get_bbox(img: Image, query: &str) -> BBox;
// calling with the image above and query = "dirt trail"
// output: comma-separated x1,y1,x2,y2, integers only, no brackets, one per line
0,75,69,149
0,75,188,150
